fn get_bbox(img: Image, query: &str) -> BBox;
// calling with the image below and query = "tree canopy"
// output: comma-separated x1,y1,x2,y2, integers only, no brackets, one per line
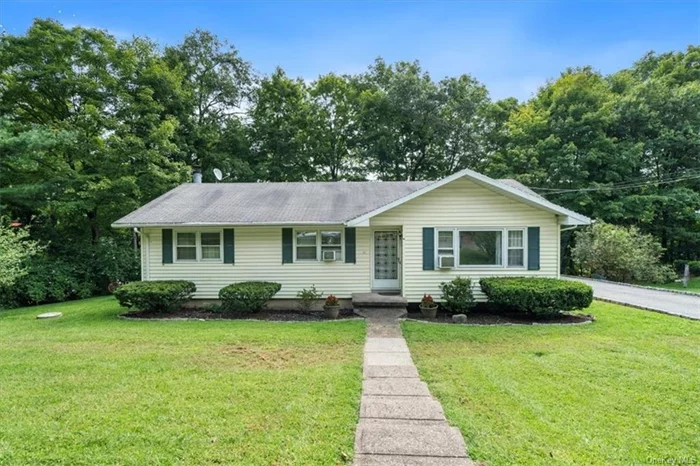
1,19,698,306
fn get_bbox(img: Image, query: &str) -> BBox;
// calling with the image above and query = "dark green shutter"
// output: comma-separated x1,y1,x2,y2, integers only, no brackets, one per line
528,227,540,270
223,229,235,264
423,227,435,270
282,228,293,264
345,228,356,263
162,229,173,264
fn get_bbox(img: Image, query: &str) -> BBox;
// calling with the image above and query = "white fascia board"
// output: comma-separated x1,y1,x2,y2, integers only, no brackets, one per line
111,221,347,229
344,168,592,226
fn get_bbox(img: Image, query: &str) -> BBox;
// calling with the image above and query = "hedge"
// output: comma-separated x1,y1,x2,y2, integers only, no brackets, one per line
219,281,282,313
114,280,196,313
480,277,593,317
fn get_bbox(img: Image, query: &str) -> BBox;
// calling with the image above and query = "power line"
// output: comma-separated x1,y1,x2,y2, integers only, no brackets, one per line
531,167,700,191
530,173,700,195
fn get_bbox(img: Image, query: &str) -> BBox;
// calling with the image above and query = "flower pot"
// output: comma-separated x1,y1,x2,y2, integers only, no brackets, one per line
420,305,438,319
324,305,340,319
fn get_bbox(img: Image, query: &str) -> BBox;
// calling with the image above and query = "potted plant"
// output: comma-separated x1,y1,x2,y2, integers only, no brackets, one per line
323,294,341,319
420,294,438,318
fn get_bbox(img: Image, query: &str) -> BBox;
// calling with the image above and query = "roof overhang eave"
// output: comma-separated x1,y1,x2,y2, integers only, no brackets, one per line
111,221,350,229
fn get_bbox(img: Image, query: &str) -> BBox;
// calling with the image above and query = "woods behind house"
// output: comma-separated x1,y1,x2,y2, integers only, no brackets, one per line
1,19,698,307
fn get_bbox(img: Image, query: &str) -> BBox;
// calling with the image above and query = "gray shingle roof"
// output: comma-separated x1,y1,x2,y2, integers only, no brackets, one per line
113,181,433,227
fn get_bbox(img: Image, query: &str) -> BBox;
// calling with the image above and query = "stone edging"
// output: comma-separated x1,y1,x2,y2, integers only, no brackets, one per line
117,315,363,323
400,315,595,327
564,275,699,297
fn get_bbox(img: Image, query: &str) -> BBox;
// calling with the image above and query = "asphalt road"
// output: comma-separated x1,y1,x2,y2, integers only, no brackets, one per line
565,276,700,320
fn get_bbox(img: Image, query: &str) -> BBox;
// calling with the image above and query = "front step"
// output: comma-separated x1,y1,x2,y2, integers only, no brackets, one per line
352,293,408,308
354,307,407,319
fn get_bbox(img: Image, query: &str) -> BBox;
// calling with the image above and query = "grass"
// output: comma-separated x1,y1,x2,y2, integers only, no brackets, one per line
646,276,700,293
402,301,700,466
0,297,365,465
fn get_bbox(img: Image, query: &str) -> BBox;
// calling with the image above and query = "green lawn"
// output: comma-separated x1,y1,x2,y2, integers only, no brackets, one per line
0,297,365,465
402,301,700,466
646,276,700,293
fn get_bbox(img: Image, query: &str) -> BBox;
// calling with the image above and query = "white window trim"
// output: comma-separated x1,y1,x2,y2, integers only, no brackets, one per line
293,229,344,262
173,230,224,263
506,230,526,268
434,227,527,269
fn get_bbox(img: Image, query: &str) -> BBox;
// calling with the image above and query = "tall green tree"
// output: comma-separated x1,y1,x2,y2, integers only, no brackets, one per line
308,73,365,180
0,20,188,246
248,68,316,181
437,75,490,174
164,30,254,181
356,59,490,180
612,47,700,257
357,59,446,181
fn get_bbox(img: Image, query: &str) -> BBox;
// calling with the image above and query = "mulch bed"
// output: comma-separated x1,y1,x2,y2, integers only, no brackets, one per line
406,310,594,325
121,308,361,321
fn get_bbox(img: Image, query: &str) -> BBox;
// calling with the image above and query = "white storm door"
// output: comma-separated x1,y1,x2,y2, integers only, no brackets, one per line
372,230,400,290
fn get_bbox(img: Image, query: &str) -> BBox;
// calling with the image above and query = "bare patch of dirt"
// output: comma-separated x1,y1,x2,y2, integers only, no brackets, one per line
215,343,357,369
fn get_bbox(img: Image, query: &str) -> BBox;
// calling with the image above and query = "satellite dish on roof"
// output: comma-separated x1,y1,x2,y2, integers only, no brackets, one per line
213,168,223,181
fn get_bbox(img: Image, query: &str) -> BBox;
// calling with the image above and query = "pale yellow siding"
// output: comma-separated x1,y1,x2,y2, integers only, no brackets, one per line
142,226,371,299
370,177,561,301
140,177,561,302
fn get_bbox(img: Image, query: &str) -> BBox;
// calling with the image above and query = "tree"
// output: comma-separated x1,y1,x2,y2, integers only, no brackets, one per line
572,222,675,284
356,59,491,181
357,59,446,181
487,68,640,217
248,68,316,181
164,30,253,181
0,20,189,247
0,221,42,288
612,47,700,258
437,75,490,175
308,74,365,180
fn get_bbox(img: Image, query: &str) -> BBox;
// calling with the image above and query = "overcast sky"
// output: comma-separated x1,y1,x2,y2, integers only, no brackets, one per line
2,0,698,100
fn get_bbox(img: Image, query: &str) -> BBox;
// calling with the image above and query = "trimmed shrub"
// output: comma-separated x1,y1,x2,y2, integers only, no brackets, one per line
480,277,593,317
439,277,475,314
572,221,675,284
114,280,196,313
297,285,323,312
219,281,282,313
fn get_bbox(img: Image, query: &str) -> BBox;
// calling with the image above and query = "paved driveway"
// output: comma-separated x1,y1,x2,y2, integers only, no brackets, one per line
566,276,700,320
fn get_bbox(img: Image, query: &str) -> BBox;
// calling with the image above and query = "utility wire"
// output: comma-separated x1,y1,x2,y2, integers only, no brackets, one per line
531,167,700,191
530,172,700,195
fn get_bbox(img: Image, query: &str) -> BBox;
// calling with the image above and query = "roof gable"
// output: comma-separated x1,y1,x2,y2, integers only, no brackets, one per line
345,168,591,226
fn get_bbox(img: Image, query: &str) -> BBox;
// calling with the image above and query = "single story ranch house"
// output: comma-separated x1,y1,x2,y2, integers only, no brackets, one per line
112,168,591,304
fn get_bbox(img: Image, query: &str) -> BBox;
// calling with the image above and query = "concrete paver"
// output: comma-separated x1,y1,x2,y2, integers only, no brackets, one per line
363,365,419,378
360,395,445,420
363,378,431,397
364,352,415,366
355,422,468,457
354,454,473,466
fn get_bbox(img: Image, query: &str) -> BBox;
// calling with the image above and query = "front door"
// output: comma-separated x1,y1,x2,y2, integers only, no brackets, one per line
373,230,400,290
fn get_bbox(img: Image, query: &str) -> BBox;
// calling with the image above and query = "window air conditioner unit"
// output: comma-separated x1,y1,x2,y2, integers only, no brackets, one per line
322,250,337,262
438,255,455,269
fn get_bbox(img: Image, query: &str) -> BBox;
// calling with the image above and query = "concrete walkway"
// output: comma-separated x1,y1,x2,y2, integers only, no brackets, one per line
566,276,700,320
353,312,473,465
